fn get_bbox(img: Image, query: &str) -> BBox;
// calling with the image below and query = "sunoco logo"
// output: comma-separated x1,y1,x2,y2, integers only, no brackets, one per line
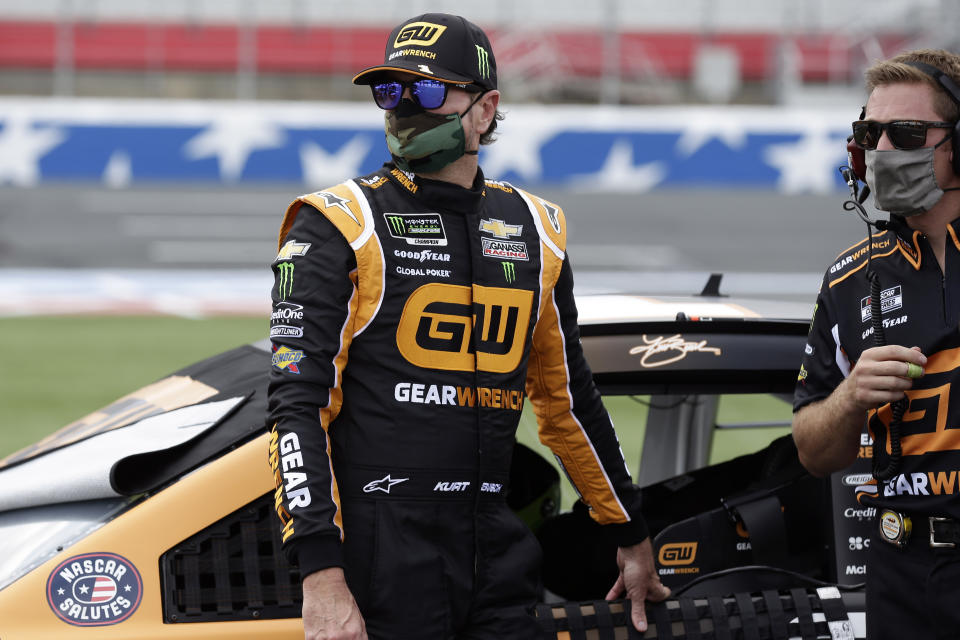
47,552,143,627
272,345,305,374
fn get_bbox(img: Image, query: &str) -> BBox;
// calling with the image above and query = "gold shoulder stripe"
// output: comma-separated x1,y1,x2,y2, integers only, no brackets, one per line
833,230,888,262
828,244,899,288
300,184,367,244
515,187,566,255
949,224,960,253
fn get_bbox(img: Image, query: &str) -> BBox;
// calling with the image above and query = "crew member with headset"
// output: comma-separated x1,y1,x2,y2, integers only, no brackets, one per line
793,48,960,639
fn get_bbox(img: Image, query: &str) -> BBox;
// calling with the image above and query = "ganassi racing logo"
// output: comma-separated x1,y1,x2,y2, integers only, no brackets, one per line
47,552,143,627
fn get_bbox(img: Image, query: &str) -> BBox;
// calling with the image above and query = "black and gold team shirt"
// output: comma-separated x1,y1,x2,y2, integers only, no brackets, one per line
267,164,647,576
795,215,960,519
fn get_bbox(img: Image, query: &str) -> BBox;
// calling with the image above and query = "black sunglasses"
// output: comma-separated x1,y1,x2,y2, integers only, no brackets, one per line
371,78,481,110
851,119,954,150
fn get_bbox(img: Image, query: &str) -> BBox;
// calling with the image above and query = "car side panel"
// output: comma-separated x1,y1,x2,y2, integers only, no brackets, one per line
0,433,302,639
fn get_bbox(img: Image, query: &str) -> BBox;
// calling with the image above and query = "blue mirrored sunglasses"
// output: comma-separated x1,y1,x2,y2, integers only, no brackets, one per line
371,78,480,110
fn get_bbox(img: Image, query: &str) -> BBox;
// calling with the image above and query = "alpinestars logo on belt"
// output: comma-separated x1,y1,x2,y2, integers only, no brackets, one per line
363,474,409,493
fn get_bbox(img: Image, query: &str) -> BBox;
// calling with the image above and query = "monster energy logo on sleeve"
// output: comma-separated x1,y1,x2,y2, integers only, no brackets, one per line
387,215,406,234
278,262,295,300
502,261,516,283
476,45,491,79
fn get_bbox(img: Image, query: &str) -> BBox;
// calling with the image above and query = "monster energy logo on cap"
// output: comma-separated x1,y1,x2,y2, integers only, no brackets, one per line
476,45,491,80
502,261,516,283
278,262,295,301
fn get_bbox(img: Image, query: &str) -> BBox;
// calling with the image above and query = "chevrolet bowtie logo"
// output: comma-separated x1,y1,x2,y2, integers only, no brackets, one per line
362,474,409,494
479,218,522,239
276,239,311,261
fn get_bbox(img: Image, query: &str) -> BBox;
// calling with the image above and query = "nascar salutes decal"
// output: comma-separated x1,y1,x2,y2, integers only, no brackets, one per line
47,552,143,627
384,213,447,246
272,344,305,374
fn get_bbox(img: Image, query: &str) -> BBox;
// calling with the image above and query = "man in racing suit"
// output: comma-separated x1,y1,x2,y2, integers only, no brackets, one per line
793,49,960,640
267,12,669,640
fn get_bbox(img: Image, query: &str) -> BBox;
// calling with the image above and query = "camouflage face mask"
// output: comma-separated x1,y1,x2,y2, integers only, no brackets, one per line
384,99,470,174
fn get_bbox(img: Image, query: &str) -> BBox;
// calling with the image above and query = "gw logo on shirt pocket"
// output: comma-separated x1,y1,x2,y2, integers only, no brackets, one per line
397,283,533,373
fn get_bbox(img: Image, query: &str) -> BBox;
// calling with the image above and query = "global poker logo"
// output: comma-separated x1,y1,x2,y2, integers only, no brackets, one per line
47,552,143,627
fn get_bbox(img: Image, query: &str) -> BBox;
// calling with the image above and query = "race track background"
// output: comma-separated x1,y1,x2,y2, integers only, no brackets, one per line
0,98,877,316
0,185,866,316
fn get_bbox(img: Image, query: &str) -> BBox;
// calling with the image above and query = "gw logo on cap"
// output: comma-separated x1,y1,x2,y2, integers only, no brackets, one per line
395,22,446,48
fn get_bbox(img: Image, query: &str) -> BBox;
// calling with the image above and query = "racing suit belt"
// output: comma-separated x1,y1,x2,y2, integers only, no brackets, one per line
338,464,510,501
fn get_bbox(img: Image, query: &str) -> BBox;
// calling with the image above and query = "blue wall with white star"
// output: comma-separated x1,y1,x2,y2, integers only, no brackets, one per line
0,98,854,193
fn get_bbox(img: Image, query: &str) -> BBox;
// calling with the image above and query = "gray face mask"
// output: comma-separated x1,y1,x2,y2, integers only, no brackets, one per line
865,137,952,216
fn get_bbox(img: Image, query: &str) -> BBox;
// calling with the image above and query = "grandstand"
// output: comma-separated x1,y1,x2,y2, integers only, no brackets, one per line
0,0,957,103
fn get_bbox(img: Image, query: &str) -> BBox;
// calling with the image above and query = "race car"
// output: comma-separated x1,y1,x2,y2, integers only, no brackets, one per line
0,277,867,639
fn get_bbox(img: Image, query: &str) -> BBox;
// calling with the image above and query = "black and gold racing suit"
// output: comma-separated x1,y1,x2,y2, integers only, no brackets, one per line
794,216,960,640
267,163,647,637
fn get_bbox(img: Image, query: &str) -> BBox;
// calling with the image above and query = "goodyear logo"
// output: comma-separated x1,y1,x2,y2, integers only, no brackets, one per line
658,542,698,566
272,345,305,374
397,283,533,373
395,21,446,48
46,553,143,627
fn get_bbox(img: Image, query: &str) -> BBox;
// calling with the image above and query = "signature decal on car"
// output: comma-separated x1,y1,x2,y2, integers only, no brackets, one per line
629,334,722,368
47,552,143,627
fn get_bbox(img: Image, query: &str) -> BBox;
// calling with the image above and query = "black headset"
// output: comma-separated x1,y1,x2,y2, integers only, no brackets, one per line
904,60,960,175
846,60,960,182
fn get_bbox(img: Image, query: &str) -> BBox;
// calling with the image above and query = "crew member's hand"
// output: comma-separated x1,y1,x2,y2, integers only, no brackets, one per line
842,345,926,410
605,537,671,633
302,567,367,640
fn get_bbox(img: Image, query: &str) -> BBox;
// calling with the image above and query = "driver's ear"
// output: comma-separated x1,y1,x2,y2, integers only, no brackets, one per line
475,90,500,134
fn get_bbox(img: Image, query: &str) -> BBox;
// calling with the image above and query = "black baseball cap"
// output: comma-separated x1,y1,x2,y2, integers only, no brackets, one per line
352,13,497,91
